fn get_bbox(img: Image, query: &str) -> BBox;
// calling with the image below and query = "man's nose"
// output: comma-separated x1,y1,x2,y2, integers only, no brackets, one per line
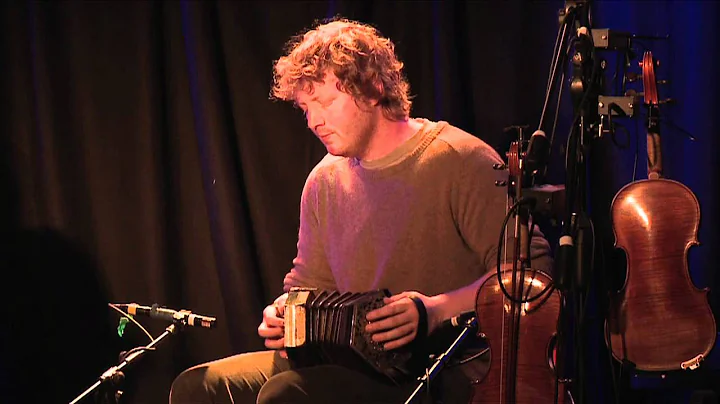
306,109,324,131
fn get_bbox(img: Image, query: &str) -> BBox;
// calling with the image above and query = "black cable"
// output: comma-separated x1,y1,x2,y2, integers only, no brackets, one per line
495,198,556,304
606,105,631,150
108,302,155,342
579,218,595,326
544,68,567,182
562,26,602,235
543,23,579,183
119,346,157,362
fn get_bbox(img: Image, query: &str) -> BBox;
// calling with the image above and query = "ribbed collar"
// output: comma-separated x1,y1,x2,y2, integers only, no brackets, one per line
352,119,447,176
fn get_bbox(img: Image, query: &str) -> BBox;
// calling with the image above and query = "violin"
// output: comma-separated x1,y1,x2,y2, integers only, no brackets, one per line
471,133,564,403
605,51,716,372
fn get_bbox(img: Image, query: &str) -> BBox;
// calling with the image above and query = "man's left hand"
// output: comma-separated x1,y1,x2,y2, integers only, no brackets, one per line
365,291,438,351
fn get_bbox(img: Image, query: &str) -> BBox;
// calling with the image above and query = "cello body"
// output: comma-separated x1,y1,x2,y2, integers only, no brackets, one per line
605,50,716,372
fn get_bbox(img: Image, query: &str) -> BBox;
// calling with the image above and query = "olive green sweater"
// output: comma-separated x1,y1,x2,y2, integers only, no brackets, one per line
284,119,552,297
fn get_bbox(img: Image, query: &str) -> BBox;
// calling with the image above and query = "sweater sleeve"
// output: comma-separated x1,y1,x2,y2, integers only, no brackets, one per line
453,145,553,277
283,167,337,292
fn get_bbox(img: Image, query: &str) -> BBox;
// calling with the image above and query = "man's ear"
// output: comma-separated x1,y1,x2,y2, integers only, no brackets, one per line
370,80,384,106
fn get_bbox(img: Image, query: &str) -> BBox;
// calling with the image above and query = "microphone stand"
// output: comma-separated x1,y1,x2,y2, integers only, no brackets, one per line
554,2,601,403
403,317,478,404
69,316,187,404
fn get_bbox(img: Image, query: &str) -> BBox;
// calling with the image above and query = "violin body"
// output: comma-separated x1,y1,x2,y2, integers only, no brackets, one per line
606,178,716,371
605,50,716,372
471,268,564,403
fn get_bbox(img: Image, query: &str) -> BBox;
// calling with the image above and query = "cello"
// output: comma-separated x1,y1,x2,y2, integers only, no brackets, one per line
471,132,565,403
605,51,716,372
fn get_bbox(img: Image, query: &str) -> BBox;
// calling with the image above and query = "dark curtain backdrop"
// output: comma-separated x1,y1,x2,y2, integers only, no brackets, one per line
0,1,717,403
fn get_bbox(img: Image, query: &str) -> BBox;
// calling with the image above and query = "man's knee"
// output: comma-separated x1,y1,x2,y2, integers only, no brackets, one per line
169,351,283,404
256,365,406,404
256,371,308,404
169,364,205,403
170,362,256,404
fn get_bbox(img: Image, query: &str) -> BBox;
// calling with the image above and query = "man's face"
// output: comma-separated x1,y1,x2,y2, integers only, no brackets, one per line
295,75,379,159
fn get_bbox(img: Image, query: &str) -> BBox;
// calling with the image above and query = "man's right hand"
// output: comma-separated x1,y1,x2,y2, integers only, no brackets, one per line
258,293,288,354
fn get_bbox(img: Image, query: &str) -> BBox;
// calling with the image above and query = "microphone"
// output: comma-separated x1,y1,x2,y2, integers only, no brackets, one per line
525,129,551,178
445,311,476,328
123,303,217,329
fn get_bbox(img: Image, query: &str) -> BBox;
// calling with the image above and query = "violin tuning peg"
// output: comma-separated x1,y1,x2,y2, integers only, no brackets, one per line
495,180,507,187
640,58,661,67
493,163,507,170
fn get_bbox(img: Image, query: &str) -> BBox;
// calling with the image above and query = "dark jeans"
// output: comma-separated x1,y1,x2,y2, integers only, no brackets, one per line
169,349,479,404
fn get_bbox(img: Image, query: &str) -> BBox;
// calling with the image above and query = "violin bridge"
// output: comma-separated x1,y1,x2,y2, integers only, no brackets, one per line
680,354,704,370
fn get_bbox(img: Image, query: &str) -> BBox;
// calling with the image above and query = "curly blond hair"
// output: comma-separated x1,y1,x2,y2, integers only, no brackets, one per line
271,18,412,121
